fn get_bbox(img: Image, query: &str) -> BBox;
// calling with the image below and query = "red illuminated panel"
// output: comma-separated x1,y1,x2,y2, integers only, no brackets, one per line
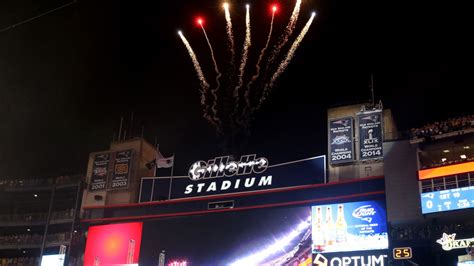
418,161,474,180
84,222,143,266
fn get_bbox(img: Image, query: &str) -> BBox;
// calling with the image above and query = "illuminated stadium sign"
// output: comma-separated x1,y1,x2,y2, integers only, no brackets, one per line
142,155,326,200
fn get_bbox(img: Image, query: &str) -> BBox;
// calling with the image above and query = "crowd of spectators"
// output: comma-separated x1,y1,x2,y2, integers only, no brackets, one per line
411,115,474,140
390,223,474,241
0,209,75,224
0,257,39,266
0,175,81,189
0,232,71,246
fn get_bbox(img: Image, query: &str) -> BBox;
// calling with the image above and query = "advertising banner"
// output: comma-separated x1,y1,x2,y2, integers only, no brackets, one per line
313,250,389,266
110,149,133,190
421,186,474,214
149,155,326,200
90,153,110,191
311,200,389,254
329,117,354,164
358,111,383,160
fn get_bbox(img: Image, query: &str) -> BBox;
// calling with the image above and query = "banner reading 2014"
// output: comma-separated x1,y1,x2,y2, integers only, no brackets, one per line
358,111,383,160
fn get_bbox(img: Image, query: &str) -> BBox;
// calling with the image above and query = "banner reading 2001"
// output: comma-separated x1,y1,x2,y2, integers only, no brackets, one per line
329,117,354,164
90,153,110,191
358,111,383,160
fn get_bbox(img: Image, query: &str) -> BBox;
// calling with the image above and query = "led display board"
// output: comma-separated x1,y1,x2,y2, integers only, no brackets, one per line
41,254,65,266
84,222,143,266
311,200,389,253
418,161,474,180
421,186,474,214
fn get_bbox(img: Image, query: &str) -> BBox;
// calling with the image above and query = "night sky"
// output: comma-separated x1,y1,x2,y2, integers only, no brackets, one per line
0,0,471,178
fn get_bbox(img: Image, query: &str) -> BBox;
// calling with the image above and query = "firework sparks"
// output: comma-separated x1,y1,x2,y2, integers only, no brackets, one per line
232,4,252,124
243,4,276,117
178,31,221,132
199,19,222,129
223,2,235,64
258,12,316,108
265,0,302,69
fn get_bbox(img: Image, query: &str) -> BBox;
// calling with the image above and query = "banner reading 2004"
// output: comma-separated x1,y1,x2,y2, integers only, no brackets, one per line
329,117,354,164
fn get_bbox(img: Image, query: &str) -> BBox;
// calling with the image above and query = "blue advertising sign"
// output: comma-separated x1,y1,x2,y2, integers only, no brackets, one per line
358,111,383,160
312,200,388,254
329,117,354,164
146,155,326,200
421,186,474,214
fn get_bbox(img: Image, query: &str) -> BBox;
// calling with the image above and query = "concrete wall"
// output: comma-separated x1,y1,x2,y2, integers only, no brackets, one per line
383,140,424,223
81,138,157,210
327,104,397,182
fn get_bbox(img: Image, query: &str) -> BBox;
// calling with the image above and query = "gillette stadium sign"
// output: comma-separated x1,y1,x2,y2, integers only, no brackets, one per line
152,154,326,199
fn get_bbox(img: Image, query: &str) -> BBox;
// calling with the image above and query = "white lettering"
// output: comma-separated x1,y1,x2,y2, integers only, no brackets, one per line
350,256,359,266
234,179,241,189
244,177,255,188
221,180,231,190
184,184,193,194
372,255,386,265
197,183,206,193
206,182,217,192
331,258,342,266
258,175,272,186
188,154,269,180
342,257,351,266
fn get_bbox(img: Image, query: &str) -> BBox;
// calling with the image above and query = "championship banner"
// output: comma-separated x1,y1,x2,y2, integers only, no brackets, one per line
147,155,326,200
90,153,110,191
329,117,354,164
110,149,134,190
358,111,383,160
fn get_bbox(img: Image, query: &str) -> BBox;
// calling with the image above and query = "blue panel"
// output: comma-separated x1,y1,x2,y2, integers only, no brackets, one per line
420,186,474,214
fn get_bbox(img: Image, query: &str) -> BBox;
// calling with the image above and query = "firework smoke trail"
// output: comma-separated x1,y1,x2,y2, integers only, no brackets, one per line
257,12,316,109
266,0,302,66
200,21,222,128
178,31,221,132
232,4,251,124
223,3,235,65
242,6,276,118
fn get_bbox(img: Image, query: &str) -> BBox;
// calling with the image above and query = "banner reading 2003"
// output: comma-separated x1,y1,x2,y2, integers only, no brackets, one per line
110,149,134,189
